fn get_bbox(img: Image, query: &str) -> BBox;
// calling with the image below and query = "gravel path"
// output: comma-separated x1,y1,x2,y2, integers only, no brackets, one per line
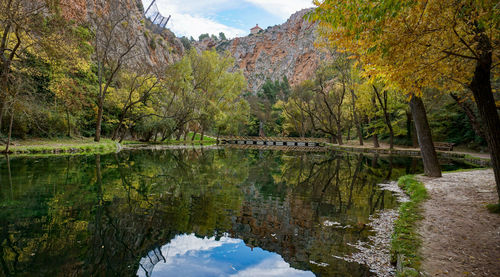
417,170,500,277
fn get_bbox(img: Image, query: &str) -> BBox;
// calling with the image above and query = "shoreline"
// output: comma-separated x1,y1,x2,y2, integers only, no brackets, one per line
0,138,217,156
0,139,493,170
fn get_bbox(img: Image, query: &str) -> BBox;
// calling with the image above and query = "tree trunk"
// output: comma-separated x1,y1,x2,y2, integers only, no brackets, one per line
258,121,265,137
0,99,5,134
373,87,394,149
351,90,363,145
111,111,127,141
449,93,485,140
191,131,197,141
373,134,379,148
370,96,380,148
200,129,204,141
406,110,413,146
410,95,441,177
411,120,418,148
336,120,343,145
5,110,13,153
95,97,104,142
469,36,500,202
119,121,133,143
66,108,71,137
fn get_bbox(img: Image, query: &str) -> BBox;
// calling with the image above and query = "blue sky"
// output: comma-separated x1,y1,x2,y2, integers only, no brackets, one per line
142,0,315,39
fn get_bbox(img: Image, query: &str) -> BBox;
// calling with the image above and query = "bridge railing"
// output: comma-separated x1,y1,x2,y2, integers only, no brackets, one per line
218,136,329,144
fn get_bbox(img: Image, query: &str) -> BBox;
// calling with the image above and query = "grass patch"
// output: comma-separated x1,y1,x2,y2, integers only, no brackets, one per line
392,175,429,276
4,138,118,155
486,203,500,214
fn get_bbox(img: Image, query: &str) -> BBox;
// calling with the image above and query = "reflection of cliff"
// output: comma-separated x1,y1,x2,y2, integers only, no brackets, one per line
228,153,400,276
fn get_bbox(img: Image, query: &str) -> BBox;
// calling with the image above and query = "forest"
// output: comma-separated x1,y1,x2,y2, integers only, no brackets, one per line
0,1,498,194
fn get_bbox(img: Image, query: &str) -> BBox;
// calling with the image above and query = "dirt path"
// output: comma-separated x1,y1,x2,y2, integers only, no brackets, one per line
417,170,500,276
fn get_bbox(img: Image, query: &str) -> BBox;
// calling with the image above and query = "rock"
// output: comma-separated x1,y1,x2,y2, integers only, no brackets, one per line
196,9,332,93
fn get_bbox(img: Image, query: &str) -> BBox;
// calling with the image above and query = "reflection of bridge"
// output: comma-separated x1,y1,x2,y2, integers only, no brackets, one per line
218,136,328,147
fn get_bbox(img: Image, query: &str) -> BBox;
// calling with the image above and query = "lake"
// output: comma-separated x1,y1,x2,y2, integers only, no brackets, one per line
0,147,475,276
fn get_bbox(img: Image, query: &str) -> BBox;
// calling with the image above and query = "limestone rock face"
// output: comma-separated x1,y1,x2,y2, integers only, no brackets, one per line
86,0,184,69
208,9,331,93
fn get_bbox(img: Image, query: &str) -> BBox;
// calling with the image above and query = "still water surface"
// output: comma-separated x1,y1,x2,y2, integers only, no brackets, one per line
0,148,474,276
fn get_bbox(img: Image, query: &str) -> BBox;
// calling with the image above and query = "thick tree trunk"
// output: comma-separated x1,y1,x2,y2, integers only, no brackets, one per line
469,38,500,202
200,129,204,141
336,120,343,145
95,97,104,142
412,120,418,147
410,95,441,177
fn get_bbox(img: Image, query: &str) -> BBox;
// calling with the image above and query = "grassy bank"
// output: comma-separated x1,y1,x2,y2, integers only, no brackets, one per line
122,132,217,146
3,134,217,155
392,175,429,276
3,138,119,155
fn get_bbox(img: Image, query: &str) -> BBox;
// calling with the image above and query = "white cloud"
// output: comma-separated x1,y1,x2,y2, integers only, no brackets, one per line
143,0,314,39
137,234,241,277
137,233,315,277
230,255,315,277
145,0,245,39
243,0,314,20
168,12,246,39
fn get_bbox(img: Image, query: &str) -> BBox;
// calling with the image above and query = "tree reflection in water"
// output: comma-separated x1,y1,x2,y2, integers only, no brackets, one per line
0,149,471,276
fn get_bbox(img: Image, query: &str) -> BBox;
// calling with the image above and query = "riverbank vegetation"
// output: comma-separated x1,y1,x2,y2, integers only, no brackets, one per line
392,175,428,276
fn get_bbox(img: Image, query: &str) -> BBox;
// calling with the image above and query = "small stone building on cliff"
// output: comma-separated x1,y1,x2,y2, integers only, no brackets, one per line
250,24,263,35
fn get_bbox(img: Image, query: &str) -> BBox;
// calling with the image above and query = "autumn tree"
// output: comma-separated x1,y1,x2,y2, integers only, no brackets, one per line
309,1,499,179
0,0,87,150
89,0,139,142
109,66,161,141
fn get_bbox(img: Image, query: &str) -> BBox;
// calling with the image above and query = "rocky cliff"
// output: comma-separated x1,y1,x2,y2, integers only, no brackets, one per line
202,9,331,92
84,0,185,69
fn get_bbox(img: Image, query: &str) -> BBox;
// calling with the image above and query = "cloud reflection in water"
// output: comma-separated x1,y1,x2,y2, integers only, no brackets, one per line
137,234,314,277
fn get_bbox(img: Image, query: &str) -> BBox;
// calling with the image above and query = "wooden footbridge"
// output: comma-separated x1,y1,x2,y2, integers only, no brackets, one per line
218,136,328,147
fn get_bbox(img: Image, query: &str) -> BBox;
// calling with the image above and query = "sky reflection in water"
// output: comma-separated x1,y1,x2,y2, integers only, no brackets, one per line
137,233,314,277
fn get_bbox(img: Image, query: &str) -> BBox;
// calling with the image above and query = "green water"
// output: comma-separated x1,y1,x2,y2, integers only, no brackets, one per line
0,148,475,276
